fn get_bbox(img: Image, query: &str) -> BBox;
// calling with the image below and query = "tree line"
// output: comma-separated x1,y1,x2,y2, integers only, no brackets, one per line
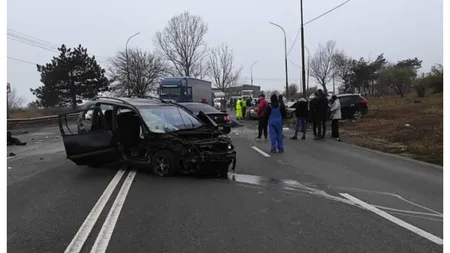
267,40,442,100
30,11,242,109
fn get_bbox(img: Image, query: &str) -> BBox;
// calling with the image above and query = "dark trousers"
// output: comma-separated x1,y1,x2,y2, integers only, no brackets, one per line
294,117,307,137
257,117,268,139
317,120,326,137
312,120,317,136
331,119,340,138
242,107,247,119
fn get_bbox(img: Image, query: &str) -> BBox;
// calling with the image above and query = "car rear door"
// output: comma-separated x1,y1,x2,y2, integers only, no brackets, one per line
338,96,354,119
58,103,120,166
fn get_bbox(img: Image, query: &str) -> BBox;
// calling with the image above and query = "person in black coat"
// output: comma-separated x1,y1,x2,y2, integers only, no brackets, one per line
278,95,286,137
314,89,329,140
290,97,309,140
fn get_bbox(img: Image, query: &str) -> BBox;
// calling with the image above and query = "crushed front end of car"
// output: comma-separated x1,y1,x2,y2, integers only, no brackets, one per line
177,134,237,177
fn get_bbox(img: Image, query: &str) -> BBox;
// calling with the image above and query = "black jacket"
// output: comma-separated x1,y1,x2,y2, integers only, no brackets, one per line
295,101,309,118
316,95,329,120
265,102,286,119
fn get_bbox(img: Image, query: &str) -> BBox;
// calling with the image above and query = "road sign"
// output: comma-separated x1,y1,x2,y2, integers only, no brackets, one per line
7,82,11,93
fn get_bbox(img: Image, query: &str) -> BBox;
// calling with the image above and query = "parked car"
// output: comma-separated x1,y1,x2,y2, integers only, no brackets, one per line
59,97,236,178
331,94,368,120
178,102,232,134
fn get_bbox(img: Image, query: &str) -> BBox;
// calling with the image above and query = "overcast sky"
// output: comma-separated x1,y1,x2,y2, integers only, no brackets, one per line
7,0,443,105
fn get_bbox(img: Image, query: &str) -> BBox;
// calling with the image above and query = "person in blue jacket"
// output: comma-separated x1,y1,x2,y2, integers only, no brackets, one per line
265,94,285,153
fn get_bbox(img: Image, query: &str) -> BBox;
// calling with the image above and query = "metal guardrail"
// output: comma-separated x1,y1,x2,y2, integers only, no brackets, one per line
7,113,79,130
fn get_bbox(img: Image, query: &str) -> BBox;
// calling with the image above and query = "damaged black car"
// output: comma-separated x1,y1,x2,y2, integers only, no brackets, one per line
58,97,237,178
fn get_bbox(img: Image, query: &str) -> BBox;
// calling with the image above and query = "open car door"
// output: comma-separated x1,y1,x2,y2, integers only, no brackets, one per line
58,105,120,166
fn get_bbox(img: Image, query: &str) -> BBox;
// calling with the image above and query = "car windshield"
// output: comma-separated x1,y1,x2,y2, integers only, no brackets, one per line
180,103,219,114
137,105,203,133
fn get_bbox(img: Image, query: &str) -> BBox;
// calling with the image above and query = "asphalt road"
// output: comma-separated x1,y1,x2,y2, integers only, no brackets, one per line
7,122,443,253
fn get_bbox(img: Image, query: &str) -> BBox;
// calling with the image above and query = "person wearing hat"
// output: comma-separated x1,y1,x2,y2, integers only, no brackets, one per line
290,97,309,140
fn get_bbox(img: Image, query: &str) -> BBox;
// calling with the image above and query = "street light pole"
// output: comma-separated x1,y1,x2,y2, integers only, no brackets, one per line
125,32,140,96
250,61,258,86
300,0,307,99
303,45,311,95
269,22,289,100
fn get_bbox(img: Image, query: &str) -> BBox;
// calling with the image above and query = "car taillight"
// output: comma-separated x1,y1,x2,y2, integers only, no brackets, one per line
225,115,230,121
360,100,367,105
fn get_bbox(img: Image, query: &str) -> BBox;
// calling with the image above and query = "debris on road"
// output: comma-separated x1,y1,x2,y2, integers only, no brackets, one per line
8,152,16,157
7,131,27,146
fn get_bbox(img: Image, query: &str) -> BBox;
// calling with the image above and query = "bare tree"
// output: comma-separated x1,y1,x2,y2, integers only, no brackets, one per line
154,11,208,78
8,88,25,109
207,43,242,91
108,48,168,96
309,40,337,93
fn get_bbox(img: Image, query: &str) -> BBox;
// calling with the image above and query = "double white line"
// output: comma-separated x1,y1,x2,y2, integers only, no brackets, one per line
64,166,137,253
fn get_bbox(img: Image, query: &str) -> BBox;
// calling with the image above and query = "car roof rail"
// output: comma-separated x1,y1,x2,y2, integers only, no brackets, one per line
93,96,131,105
125,94,169,104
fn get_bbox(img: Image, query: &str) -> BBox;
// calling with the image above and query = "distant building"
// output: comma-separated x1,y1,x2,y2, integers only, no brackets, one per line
224,84,261,97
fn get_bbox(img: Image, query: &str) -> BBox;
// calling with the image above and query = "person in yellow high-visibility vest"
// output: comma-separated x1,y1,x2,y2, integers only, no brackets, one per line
235,98,243,120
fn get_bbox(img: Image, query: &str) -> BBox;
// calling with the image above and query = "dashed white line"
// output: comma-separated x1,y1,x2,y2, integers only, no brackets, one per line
251,146,271,157
64,167,127,253
90,170,137,253
340,193,443,246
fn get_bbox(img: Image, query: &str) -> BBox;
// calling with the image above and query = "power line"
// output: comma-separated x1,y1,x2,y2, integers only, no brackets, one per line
8,56,39,65
287,0,351,56
7,29,109,61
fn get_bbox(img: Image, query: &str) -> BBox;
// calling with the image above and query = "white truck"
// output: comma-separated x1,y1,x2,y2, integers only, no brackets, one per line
159,77,212,104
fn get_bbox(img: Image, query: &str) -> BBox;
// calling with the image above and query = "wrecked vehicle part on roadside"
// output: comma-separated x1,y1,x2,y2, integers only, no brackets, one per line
57,97,236,178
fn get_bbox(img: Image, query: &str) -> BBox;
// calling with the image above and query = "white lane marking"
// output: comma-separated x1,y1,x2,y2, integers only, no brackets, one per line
64,168,127,253
7,156,14,160
335,186,442,215
386,210,444,222
251,146,270,157
372,205,443,218
90,170,137,253
340,193,443,246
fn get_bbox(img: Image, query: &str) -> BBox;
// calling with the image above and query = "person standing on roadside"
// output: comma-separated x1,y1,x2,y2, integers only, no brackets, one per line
314,89,329,140
290,97,309,140
236,97,243,120
265,94,284,153
309,92,319,137
329,95,342,141
278,95,287,137
242,97,248,119
255,94,268,140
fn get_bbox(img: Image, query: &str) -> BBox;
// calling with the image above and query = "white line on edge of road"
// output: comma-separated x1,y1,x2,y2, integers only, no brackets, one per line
340,193,443,246
251,146,271,157
64,168,127,253
90,170,137,253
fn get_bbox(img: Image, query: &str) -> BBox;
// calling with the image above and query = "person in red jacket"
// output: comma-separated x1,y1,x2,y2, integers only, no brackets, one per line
255,94,268,140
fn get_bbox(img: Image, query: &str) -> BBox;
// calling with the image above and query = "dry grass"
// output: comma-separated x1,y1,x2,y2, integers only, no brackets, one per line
340,93,443,165
9,107,76,119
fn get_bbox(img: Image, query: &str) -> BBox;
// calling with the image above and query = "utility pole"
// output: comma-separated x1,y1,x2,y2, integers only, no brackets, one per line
125,32,140,96
300,0,307,98
269,22,289,100
250,61,258,86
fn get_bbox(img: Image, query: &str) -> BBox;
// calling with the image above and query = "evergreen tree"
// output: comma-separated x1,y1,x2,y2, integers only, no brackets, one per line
31,44,109,109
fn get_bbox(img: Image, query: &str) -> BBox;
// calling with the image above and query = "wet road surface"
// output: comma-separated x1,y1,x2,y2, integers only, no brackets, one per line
7,123,443,253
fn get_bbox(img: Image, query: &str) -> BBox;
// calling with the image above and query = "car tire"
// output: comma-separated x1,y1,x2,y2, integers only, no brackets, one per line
151,150,177,177
353,109,363,120
217,163,230,179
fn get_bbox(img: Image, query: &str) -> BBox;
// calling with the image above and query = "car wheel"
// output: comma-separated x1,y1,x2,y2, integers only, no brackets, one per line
151,150,176,177
217,163,230,179
353,109,363,120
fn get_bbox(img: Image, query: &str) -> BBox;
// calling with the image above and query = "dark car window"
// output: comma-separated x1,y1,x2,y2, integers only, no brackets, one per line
180,103,219,114
338,96,354,106
137,105,202,133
